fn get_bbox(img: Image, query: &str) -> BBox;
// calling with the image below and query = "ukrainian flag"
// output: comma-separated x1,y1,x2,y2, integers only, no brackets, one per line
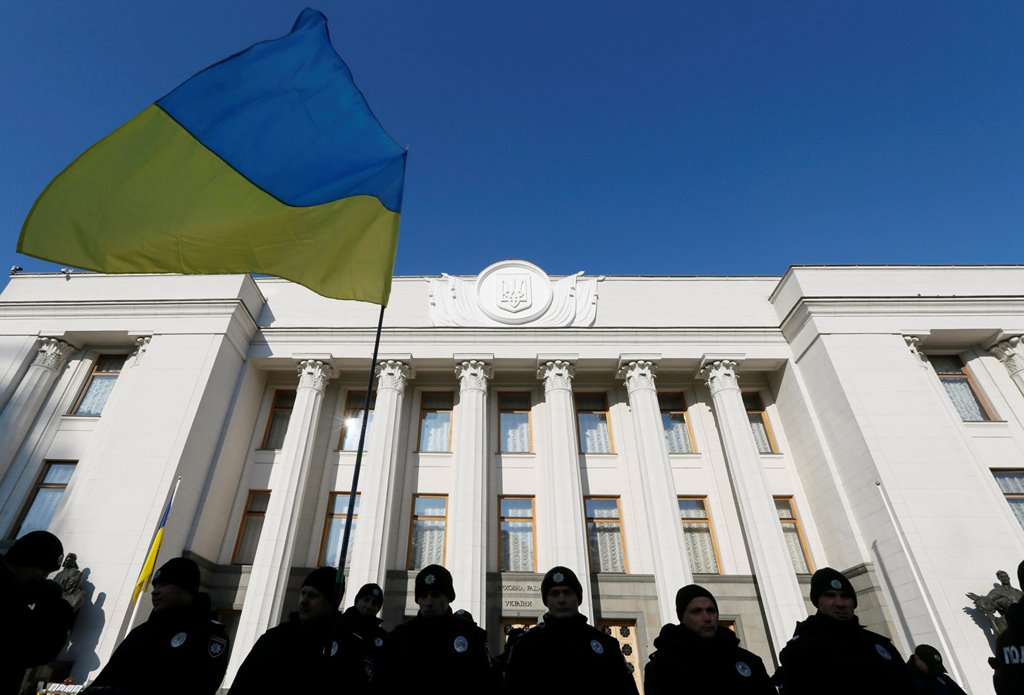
19,9,405,305
131,480,178,604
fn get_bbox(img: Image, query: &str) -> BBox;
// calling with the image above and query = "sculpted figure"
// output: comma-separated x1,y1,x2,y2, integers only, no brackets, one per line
967,570,1023,636
54,552,84,613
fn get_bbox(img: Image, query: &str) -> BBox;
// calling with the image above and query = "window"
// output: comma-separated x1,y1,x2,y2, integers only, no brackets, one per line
15,461,76,537
994,471,1024,531
743,392,778,454
72,355,127,416
775,497,812,574
499,496,536,572
499,393,532,453
418,393,453,452
576,393,613,454
261,390,296,449
408,495,447,569
319,492,360,566
339,391,375,451
232,490,270,564
659,393,695,454
677,497,720,573
598,621,641,688
928,355,994,422
585,497,627,573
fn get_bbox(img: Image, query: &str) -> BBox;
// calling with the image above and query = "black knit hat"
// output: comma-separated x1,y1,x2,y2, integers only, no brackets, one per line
5,531,64,573
1018,560,1024,592
810,567,857,608
415,564,455,601
675,584,718,621
354,582,383,604
540,566,583,606
302,566,338,599
152,557,200,594
914,644,947,676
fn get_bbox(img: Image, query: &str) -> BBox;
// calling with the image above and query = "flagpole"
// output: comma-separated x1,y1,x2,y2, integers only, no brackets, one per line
332,303,386,610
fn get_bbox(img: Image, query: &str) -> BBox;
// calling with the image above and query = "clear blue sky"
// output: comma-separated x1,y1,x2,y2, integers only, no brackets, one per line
2,1,1022,287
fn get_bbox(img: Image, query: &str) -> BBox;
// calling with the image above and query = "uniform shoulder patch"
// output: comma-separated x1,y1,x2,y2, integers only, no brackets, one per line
454,635,469,653
874,643,892,661
735,661,752,677
170,632,187,648
208,636,227,658
590,639,604,654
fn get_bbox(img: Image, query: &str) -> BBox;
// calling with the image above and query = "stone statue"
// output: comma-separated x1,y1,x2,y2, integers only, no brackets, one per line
53,552,84,614
967,569,1023,636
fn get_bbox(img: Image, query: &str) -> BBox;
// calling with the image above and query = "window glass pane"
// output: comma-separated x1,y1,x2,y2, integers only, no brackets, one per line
575,393,607,411
501,498,533,518
42,463,76,485
683,523,719,573
420,412,451,452
414,496,447,517
501,521,534,572
500,412,531,453
17,488,66,537
748,413,773,454
929,356,964,375
657,393,681,411
742,393,762,410
234,516,264,564
263,411,291,449
662,412,693,454
95,355,127,373
330,494,360,515
500,393,531,410
579,412,612,453
411,520,446,569
941,378,989,421
678,499,708,519
421,392,453,410
995,472,1024,494
586,498,619,519
75,375,118,416
322,517,356,567
341,412,374,451
587,522,626,573
247,492,270,513
782,524,810,573
1008,498,1024,531
775,499,795,519
274,391,296,408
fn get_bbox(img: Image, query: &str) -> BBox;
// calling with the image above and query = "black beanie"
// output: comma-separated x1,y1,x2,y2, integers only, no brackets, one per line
540,566,583,606
354,582,383,604
153,557,200,594
5,531,64,573
302,566,338,599
415,564,455,601
675,584,718,621
810,567,857,608
1018,560,1024,592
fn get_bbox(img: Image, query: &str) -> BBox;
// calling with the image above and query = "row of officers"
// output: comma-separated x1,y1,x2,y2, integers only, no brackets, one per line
4,531,1024,694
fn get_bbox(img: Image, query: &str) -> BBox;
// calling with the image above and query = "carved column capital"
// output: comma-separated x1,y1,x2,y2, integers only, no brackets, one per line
455,360,491,392
700,359,739,396
992,336,1024,377
130,336,152,367
537,360,575,393
903,335,930,368
617,360,658,394
296,359,335,393
376,360,411,393
32,338,74,372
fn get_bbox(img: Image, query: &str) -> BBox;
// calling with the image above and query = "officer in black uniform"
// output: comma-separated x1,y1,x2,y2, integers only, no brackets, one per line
229,566,370,694
503,566,638,695
85,557,229,695
993,560,1024,695
644,584,775,694
907,644,966,695
339,582,388,676
376,564,494,693
0,530,73,695
777,567,914,695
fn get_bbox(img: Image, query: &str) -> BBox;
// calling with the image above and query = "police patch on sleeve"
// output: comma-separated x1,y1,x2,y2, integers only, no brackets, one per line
170,632,187,648
874,643,893,661
735,661,752,677
454,635,469,653
208,636,227,658
374,637,384,647
590,639,604,654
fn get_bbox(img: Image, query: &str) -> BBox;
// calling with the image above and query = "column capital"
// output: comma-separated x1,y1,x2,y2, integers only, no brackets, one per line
376,360,411,393
296,359,335,393
700,359,739,396
537,360,576,393
32,337,75,372
455,360,492,392
130,336,152,367
616,360,658,395
991,336,1024,377
903,335,930,368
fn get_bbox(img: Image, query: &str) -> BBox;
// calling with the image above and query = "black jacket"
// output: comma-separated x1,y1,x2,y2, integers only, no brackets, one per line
906,656,967,695
229,611,370,695
645,623,776,695
339,605,388,671
504,613,638,695
85,593,229,695
994,601,1024,695
777,614,913,695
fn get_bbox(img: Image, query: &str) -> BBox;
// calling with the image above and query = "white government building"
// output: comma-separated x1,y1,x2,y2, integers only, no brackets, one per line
1,261,1023,693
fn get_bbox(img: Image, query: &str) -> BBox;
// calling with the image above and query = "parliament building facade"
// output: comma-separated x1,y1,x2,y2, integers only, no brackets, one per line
1,261,1023,693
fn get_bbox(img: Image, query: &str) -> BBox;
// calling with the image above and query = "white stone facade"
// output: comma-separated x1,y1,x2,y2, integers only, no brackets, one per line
2,263,1023,694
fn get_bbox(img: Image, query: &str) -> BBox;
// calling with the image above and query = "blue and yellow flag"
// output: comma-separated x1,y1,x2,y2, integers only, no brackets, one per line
131,480,178,604
19,9,405,305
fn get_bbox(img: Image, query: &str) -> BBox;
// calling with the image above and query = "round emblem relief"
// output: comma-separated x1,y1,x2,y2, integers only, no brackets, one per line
830,579,842,590
874,644,892,661
736,661,752,677
590,639,604,655
454,636,469,653
476,260,554,325
170,632,187,648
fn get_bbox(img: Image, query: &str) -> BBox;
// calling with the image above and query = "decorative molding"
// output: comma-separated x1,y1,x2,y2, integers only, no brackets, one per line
903,335,930,368
296,359,334,393
32,337,74,372
617,360,658,394
991,336,1024,377
700,359,739,396
455,360,492,392
375,360,411,393
537,360,576,393
130,336,152,367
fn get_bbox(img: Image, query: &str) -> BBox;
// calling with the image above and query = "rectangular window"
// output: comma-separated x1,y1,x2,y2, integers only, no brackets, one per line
576,393,613,454
994,471,1024,531
659,393,695,454
677,497,720,574
418,393,453,452
775,497,812,574
499,496,536,572
261,390,296,449
72,355,127,416
232,490,270,564
15,461,76,537
585,497,627,573
319,492,360,566
498,393,532,453
339,391,375,451
928,355,994,422
408,494,447,569
743,392,778,454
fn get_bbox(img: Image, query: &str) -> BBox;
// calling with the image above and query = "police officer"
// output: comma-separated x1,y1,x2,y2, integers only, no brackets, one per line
339,582,388,674
376,564,494,693
777,567,913,695
85,557,229,695
993,560,1024,694
907,644,966,695
0,530,73,695
644,584,775,694
229,567,370,694
503,566,638,694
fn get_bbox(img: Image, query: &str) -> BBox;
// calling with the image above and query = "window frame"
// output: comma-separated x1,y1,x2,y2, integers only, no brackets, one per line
417,392,454,453
743,391,779,454
584,495,629,574
231,489,271,565
677,496,722,574
575,392,615,454
497,392,534,454
70,354,128,416
13,460,77,538
260,389,296,450
927,354,997,422
407,493,449,569
774,495,814,574
338,390,376,451
498,495,537,572
318,491,360,566
659,392,698,454
993,469,1024,531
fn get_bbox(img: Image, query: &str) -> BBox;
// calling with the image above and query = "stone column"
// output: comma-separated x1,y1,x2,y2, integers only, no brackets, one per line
617,359,692,626
448,359,491,625
0,338,75,482
700,357,805,656
536,359,594,619
346,360,412,596
992,337,1024,397
227,359,334,682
